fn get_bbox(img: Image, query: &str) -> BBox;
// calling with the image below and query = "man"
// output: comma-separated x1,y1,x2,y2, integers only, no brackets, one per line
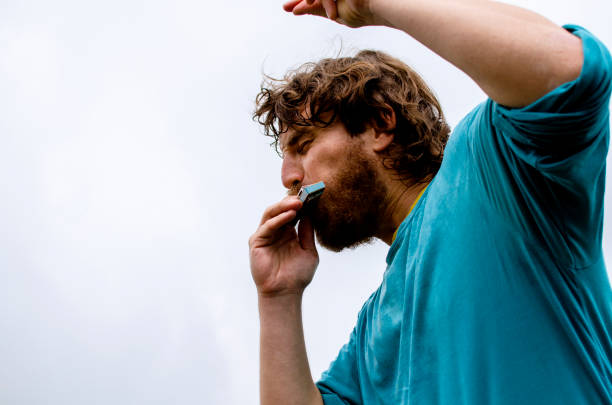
249,0,612,404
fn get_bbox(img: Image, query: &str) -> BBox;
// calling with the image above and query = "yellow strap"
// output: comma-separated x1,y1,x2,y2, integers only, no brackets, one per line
392,184,428,243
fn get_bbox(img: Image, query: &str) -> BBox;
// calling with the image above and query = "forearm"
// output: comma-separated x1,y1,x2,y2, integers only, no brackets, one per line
258,293,324,405
370,0,583,107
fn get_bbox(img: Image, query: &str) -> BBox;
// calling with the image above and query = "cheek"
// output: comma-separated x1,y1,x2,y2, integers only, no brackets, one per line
305,144,349,182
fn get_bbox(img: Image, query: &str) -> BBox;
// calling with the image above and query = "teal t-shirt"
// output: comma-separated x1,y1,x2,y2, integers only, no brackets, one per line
316,25,612,404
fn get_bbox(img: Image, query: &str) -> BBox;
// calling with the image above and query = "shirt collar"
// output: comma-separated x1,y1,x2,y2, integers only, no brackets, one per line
391,184,429,243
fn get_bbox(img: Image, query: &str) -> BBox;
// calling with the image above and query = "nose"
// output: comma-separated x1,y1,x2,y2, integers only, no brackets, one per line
281,155,304,192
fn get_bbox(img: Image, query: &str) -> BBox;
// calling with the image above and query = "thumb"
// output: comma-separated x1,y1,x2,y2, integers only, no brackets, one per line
297,217,317,251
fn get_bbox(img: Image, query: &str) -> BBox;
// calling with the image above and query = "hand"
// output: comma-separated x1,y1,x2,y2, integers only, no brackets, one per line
283,0,385,28
249,196,319,297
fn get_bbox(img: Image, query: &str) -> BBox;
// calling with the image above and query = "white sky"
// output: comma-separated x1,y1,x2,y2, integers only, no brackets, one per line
0,1,610,404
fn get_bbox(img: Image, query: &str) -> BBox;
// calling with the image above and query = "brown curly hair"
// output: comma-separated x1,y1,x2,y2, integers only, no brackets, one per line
254,50,451,184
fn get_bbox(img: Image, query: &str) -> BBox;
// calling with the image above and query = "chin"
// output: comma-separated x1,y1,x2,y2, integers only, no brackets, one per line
312,218,377,252
316,234,376,252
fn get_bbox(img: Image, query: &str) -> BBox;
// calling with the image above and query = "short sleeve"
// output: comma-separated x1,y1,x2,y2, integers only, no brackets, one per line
491,24,612,180
316,326,362,405
465,25,612,269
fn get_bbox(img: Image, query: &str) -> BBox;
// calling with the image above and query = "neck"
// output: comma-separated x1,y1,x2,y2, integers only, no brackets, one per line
378,179,430,245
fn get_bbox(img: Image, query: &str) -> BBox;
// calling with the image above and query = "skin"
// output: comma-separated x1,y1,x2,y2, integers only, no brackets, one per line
249,1,584,404
284,0,583,108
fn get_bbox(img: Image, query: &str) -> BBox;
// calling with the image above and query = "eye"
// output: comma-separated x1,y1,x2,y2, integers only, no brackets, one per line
297,140,312,154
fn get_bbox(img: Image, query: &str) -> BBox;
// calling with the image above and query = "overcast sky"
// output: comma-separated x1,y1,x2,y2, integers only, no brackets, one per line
1,1,610,404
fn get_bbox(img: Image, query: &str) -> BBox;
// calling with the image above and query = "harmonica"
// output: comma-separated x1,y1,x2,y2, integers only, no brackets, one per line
289,182,325,226
297,181,325,204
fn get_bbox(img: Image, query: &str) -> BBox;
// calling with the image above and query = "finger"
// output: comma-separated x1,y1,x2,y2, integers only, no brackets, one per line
297,216,317,251
320,0,338,20
291,0,327,17
256,210,297,242
260,197,302,226
283,0,301,12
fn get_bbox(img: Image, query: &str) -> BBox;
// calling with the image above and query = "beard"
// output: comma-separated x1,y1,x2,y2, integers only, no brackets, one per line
303,145,388,252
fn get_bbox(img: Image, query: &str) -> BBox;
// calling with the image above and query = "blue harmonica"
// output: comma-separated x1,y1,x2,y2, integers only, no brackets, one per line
297,181,325,204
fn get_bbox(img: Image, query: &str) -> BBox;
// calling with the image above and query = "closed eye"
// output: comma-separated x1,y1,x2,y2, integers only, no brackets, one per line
297,140,312,154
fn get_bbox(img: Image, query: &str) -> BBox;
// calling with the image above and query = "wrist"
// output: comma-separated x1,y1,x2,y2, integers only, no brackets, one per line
258,292,304,324
258,290,304,304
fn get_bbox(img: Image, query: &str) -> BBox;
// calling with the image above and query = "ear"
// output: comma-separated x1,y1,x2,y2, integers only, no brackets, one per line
371,106,396,153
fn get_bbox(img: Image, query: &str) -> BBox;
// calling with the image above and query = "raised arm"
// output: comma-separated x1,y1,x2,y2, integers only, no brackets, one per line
284,0,583,108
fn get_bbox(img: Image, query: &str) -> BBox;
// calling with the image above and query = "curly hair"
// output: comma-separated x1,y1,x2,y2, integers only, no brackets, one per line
253,50,451,184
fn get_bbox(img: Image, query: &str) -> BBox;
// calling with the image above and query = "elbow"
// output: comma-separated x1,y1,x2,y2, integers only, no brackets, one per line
549,30,584,90
498,30,585,108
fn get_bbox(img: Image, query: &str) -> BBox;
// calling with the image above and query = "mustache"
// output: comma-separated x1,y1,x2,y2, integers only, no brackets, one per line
287,183,302,197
